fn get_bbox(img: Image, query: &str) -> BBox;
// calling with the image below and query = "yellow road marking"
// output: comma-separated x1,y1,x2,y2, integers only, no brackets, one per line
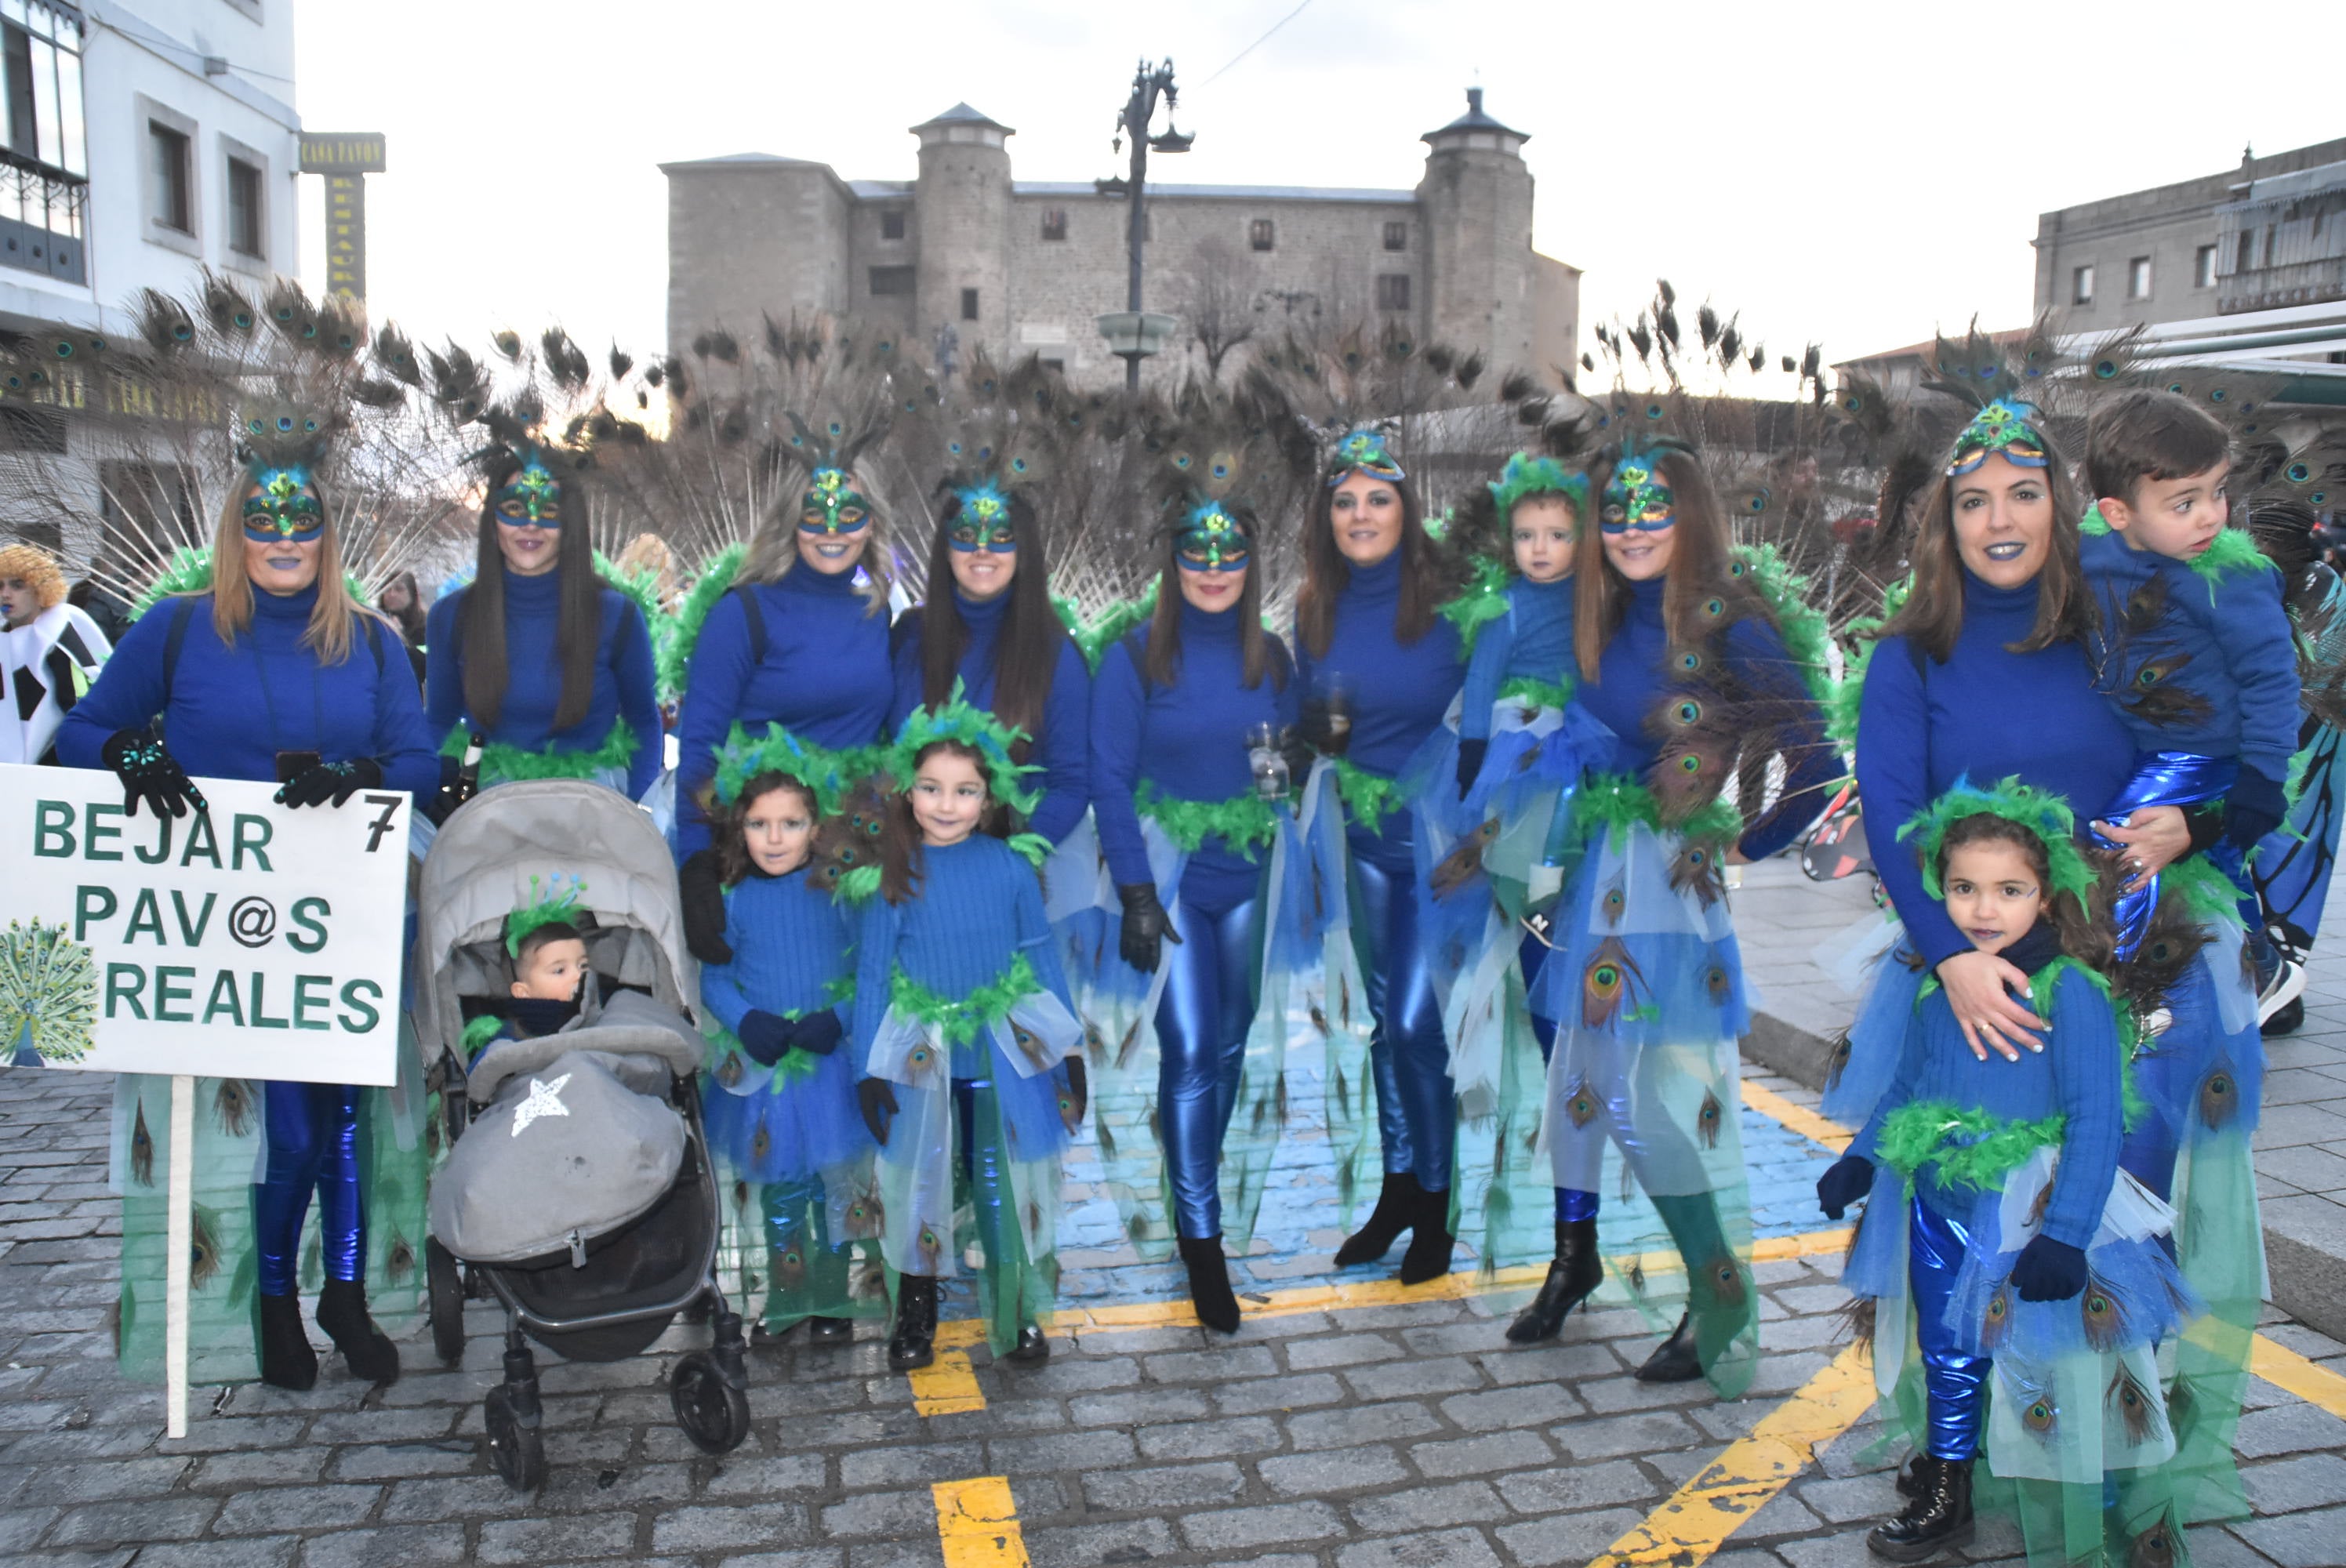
1740,1079,1852,1153
909,1349,986,1416
1586,1341,1875,1568
2251,1333,2346,1418
932,1475,1030,1566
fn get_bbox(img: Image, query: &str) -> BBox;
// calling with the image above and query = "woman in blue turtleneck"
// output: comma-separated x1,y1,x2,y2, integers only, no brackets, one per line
889,482,1088,846
1291,429,1468,1285
423,444,661,801
59,424,438,1394
674,462,898,959
1092,499,1298,1334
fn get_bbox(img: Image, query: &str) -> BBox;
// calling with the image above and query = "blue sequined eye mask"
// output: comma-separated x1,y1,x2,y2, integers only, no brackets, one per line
1946,397,2050,477
1599,461,1675,534
1326,427,1406,487
1176,501,1250,572
948,483,1015,553
242,466,325,543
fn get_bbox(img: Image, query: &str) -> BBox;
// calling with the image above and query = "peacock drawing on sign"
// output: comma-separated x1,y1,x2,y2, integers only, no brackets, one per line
1,919,99,1065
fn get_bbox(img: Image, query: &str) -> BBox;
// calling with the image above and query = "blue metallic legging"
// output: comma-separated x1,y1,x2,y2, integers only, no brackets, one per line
256,1080,366,1296
1155,892,1264,1240
1910,1192,1989,1461
2096,751,2239,957
1352,855,1454,1193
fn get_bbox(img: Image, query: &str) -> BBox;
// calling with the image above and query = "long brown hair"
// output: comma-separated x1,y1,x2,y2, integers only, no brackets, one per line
878,739,1012,905
457,448,604,730
1873,449,2092,665
204,482,371,664
1573,447,1752,682
1143,502,1284,691
1293,473,1454,659
917,487,1069,752
713,769,823,887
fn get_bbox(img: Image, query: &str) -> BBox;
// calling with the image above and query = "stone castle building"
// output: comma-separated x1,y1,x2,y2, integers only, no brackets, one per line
662,89,1579,389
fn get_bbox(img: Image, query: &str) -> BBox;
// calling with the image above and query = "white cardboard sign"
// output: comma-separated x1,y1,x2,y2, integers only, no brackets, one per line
1,763,407,1085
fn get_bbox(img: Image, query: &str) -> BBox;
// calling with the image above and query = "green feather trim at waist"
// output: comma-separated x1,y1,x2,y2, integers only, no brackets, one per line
1330,757,1407,830
706,1015,823,1084
1566,772,1742,852
887,951,1043,1047
1876,1100,2066,1191
1136,781,1280,858
442,718,640,786
1495,675,1574,713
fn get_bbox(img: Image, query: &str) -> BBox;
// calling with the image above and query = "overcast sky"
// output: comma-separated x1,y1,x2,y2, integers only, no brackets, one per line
290,0,2340,387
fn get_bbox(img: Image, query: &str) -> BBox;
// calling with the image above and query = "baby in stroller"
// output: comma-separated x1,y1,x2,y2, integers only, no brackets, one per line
459,877,594,1057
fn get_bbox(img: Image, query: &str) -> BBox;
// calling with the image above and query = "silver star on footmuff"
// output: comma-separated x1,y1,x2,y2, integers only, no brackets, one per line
510,1073,572,1138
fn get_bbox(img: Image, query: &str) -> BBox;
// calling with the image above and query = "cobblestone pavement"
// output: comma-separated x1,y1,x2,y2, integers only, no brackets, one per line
5,982,2346,1565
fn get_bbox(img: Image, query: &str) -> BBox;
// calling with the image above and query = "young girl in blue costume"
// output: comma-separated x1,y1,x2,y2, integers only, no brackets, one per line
423,441,662,801
1818,782,2203,1567
848,701,1086,1371
59,401,441,1391
674,452,898,961
1293,426,1470,1284
1517,436,1836,1389
1091,495,1309,1334
695,762,878,1341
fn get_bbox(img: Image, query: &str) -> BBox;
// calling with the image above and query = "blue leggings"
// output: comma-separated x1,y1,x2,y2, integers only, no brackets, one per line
1353,855,1454,1192
1910,1194,1989,1461
1156,892,1264,1240
256,1080,366,1296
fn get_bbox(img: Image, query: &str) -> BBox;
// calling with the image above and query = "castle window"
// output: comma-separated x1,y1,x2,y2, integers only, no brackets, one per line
2236,230,2253,273
868,265,914,296
1383,222,1407,252
2071,265,2094,306
2195,244,2216,288
2126,256,2151,300
1376,274,1411,312
961,287,980,321
881,209,906,241
1040,208,1067,241
1249,219,1273,252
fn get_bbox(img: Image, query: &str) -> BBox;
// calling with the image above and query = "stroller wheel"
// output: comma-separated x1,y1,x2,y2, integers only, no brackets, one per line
425,1238,466,1366
670,1349,750,1454
484,1385,546,1492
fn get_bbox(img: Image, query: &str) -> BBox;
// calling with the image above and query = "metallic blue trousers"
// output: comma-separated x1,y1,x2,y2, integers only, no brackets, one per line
1155,892,1264,1240
1353,855,1454,1192
1910,1193,1988,1461
256,1080,366,1296
2097,751,2238,957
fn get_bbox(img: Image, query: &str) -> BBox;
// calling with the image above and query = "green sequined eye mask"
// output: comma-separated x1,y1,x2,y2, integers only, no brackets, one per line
495,454,561,526
1176,500,1250,572
1946,396,2050,477
948,482,1015,553
242,466,324,542
801,466,872,534
1600,459,1674,534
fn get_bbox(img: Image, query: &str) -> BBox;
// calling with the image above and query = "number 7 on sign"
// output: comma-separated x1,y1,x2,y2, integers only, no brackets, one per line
361,794,404,853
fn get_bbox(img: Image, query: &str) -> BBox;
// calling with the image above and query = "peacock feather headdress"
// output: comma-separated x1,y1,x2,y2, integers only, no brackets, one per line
234,397,339,541
505,873,587,957
1898,775,2094,907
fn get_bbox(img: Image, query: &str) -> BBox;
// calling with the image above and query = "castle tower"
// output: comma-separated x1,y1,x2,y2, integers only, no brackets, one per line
1415,89,1538,370
910,103,1013,372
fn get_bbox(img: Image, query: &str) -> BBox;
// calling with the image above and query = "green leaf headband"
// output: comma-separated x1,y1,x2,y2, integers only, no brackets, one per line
1898,775,2094,906
506,873,586,957
1488,452,1589,521
888,680,1043,818
1945,396,2050,477
1327,426,1405,487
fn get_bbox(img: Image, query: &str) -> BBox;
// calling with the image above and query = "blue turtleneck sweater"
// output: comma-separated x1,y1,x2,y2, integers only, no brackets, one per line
1856,570,2137,970
1458,574,1576,739
1576,575,1833,864
422,568,663,797
699,866,854,1036
889,591,1091,846
674,564,895,857
57,586,440,805
1091,601,1299,909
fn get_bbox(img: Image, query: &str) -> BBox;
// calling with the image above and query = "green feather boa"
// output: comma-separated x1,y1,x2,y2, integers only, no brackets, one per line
461,1014,503,1061
1072,586,1160,673
2159,852,2248,933
1136,782,1280,858
1566,771,1741,852
1330,757,1408,831
2079,506,2278,601
441,718,640,786
594,551,675,702
1732,543,1838,715
887,951,1043,1046
1436,554,1513,662
1875,1100,2067,1190
1497,674,1575,713
1900,775,2096,907
129,553,377,626
659,542,747,698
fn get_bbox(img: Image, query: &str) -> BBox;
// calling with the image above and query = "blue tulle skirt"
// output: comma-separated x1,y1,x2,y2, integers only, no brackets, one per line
703,1048,872,1184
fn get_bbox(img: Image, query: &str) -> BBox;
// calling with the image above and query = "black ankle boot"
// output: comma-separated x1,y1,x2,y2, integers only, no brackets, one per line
1396,1187,1455,1285
315,1279,400,1385
888,1276,938,1371
1634,1312,1702,1383
805,1316,853,1344
1005,1324,1051,1364
1866,1454,1974,1562
257,1291,318,1391
1506,1218,1603,1343
1178,1234,1241,1334
1335,1171,1421,1266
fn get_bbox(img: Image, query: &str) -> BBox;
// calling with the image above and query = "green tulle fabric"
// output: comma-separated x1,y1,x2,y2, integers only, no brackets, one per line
1876,1100,2067,1189
441,717,640,787
1330,757,1408,830
1436,554,1513,660
659,542,747,698
1135,782,1280,858
887,952,1042,1046
1901,775,2097,906
1565,772,1741,852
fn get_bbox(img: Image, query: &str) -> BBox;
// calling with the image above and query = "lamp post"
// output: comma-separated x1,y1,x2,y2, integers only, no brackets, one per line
1094,59,1193,390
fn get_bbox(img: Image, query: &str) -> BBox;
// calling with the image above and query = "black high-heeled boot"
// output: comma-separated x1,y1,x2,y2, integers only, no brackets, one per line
1865,1454,1974,1562
805,1316,853,1344
888,1276,938,1371
1178,1234,1241,1334
1396,1187,1455,1285
257,1292,318,1391
1506,1218,1603,1343
1634,1312,1702,1382
1335,1171,1422,1266
316,1279,401,1385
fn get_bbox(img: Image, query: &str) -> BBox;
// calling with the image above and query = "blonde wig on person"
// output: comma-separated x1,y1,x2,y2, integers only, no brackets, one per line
0,543,66,611
202,481,376,664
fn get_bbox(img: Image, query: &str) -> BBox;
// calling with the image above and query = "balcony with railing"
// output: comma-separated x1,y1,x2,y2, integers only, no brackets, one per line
2216,161,2346,315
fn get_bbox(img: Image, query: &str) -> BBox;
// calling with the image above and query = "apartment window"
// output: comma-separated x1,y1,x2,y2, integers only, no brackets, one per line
1249,218,1273,252
2,5,86,179
1375,273,1411,312
867,264,914,296
1040,358,1065,374
880,208,905,240
961,287,979,321
2072,264,2094,306
2237,230,2253,274
227,156,263,257
1383,221,1407,252
1040,208,1066,241
2126,256,2151,299
2195,244,2217,289
148,121,191,233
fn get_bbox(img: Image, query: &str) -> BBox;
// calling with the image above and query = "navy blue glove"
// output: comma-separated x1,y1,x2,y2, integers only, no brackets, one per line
1455,738,1489,800
1815,1153,1873,1221
736,1010,792,1067
2010,1235,2087,1302
787,1009,844,1057
2224,766,2287,851
858,1077,899,1144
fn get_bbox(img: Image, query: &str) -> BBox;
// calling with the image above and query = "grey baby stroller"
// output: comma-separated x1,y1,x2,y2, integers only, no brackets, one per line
415,779,749,1490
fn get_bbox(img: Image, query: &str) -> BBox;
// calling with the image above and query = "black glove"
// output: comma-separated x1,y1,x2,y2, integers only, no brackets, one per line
101,728,206,820
1117,882,1182,973
1059,1056,1088,1126
275,757,383,808
1455,738,1489,800
788,1009,845,1057
2182,800,2227,856
2223,766,2287,851
736,1010,792,1067
858,1077,899,1145
678,849,733,966
1814,1153,1873,1221
1298,695,1352,758
1280,728,1316,793
2010,1235,2087,1302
